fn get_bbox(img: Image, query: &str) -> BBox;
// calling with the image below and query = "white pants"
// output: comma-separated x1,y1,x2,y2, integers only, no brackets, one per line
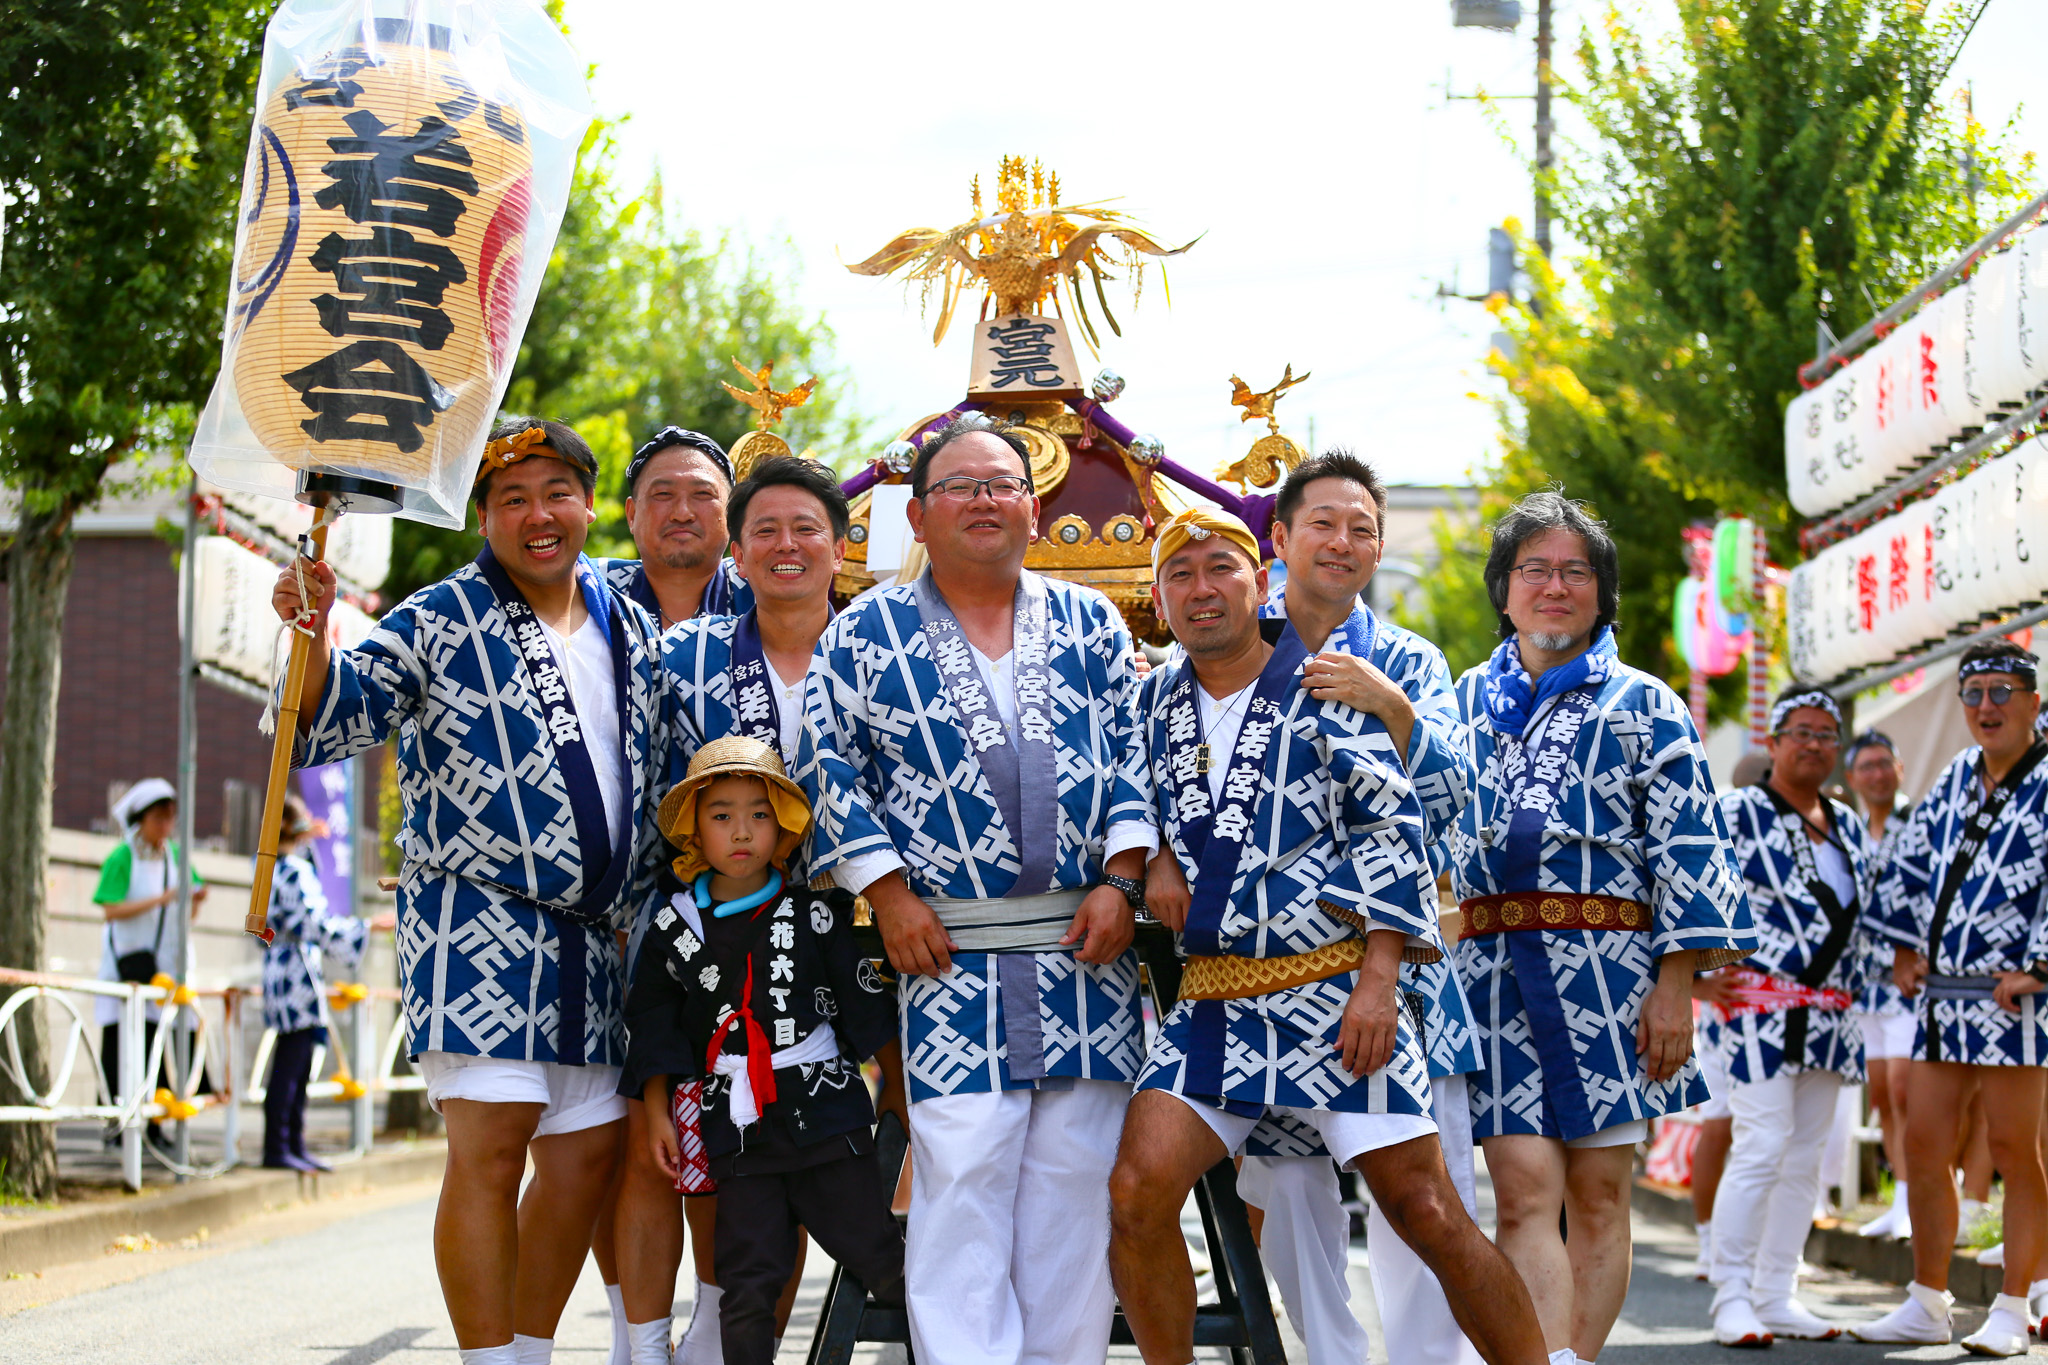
1709,1068,1841,1305
905,1081,1129,1365
1243,1075,1484,1365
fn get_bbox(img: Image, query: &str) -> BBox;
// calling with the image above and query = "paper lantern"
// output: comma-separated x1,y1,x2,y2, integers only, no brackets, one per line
1671,579,1702,671
1972,246,2028,416
1712,518,1755,620
1784,388,1827,517
189,5,593,529
228,28,532,503
1866,327,1917,488
2017,230,2048,396
1786,561,1819,681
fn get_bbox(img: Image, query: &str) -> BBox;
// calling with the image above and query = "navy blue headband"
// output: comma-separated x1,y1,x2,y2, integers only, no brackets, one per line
1769,690,1842,735
1958,652,2039,688
629,427,733,493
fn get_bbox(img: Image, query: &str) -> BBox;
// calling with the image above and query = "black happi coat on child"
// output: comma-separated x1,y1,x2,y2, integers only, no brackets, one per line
622,881,895,1175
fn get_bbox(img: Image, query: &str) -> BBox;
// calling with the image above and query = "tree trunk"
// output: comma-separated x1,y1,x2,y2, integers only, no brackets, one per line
0,495,81,1201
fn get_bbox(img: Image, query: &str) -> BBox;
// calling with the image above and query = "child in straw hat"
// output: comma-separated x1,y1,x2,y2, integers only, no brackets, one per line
621,736,906,1365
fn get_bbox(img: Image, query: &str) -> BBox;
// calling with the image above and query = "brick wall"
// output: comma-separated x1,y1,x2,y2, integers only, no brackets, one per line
0,536,286,835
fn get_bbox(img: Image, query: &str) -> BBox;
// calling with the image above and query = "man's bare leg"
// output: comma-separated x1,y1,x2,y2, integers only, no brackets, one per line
513,1119,625,1340
1690,1118,1732,1226
1561,1144,1635,1361
1903,1061,1972,1291
615,1101,687,1323
1979,1065,2048,1299
1482,1134,1573,1351
437,1099,545,1348
1357,1132,1547,1365
1107,1091,1229,1365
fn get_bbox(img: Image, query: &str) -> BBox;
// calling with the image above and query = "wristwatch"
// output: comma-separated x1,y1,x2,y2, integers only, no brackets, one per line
1102,874,1147,910
2026,961,2048,986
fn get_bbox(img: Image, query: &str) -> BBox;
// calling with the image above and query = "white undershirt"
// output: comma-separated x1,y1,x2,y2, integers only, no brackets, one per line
1197,681,1258,805
970,645,1020,732
539,616,627,849
763,656,806,768
1812,836,1856,908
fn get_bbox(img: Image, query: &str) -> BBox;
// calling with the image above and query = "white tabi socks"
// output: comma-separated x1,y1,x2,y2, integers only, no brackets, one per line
458,1348,519,1365
511,1335,552,1365
1547,1350,1579,1365
605,1284,630,1365
627,1318,673,1365
1962,1293,2033,1357
673,1279,723,1365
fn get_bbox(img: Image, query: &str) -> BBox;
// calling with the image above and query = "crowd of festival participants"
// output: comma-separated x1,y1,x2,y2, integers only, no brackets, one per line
261,408,2048,1365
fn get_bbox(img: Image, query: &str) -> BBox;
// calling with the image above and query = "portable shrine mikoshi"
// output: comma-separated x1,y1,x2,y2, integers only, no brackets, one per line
832,156,1316,643
186,3,590,940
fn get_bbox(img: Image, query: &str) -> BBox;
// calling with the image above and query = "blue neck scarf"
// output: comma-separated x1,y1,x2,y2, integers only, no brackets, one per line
1482,627,1616,740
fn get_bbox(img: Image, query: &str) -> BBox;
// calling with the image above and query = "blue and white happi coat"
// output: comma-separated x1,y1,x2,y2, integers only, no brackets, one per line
598,555,752,624
1718,786,1874,1084
298,555,667,1065
259,852,369,1034
1871,747,2048,1066
1449,640,1754,1141
1127,623,1440,1124
1852,803,1914,1017
1242,597,1481,1156
797,574,1150,1102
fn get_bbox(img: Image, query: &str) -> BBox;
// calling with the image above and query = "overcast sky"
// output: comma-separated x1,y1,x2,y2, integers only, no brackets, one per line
560,0,2044,489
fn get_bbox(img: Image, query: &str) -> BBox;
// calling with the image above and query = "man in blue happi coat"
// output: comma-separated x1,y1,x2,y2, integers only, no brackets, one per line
605,455,849,1365
799,412,1153,1365
1237,451,1486,1365
1108,506,1546,1365
1447,491,1754,1365
1855,639,2048,1354
274,418,668,1365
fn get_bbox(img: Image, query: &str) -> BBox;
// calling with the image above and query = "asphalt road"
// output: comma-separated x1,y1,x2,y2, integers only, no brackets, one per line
0,1176,2026,1363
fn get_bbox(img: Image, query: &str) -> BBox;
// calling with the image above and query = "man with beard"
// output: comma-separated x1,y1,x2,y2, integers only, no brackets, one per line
799,412,1152,1365
273,419,668,1365
608,456,850,1365
1111,506,1547,1365
1447,490,1753,1365
602,427,753,627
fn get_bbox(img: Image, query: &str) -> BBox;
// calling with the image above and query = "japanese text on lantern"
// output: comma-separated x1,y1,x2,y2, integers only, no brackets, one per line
1888,533,1911,612
1856,552,1879,632
280,54,526,455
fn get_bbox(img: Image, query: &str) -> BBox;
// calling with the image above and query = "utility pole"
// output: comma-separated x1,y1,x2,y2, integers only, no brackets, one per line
1534,0,1553,258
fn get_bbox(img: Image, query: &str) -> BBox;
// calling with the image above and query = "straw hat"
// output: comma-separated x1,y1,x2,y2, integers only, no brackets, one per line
656,737,811,881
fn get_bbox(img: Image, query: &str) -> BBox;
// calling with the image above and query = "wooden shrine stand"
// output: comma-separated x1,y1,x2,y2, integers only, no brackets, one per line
808,922,1288,1365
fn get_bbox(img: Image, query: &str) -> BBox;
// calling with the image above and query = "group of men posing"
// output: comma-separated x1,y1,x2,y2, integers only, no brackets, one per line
266,407,2048,1365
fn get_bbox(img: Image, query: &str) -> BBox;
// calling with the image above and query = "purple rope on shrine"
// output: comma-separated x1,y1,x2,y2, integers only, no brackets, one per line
838,402,979,497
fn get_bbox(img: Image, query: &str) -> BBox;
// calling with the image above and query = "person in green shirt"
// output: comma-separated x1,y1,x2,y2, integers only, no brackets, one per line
93,778,206,1148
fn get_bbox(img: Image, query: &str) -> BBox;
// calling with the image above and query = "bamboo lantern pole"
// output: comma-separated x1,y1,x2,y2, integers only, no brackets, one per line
246,517,334,942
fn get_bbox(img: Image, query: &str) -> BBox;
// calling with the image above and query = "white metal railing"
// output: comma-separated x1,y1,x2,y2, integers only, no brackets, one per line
0,966,422,1191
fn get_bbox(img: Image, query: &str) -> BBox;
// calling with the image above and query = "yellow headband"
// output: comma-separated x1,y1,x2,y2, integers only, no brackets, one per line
656,737,813,881
475,426,596,488
1152,506,1262,573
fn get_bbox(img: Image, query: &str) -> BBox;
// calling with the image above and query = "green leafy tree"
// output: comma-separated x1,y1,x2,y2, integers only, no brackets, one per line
1404,0,2033,701
382,126,855,603
0,2,266,1199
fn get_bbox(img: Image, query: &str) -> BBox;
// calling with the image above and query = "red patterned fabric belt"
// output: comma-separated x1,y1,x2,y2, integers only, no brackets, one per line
1458,892,1651,939
1709,965,1854,1022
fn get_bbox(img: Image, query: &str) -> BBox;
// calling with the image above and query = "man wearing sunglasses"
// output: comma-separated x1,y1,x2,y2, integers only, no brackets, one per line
599,427,754,629
1706,688,1878,1345
798,411,1153,1365
1857,640,2048,1354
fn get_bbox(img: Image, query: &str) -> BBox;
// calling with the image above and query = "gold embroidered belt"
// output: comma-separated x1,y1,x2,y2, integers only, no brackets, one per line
1459,892,1650,939
1179,939,1367,1002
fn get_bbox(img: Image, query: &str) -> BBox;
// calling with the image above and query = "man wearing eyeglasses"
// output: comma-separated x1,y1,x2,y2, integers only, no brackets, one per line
600,428,754,629
1226,450,1487,1365
1447,491,1754,1365
1855,639,2048,1354
1705,688,1878,1346
797,412,1153,1365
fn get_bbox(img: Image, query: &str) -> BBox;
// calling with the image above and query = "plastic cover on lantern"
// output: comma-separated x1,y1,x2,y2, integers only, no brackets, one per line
187,0,594,527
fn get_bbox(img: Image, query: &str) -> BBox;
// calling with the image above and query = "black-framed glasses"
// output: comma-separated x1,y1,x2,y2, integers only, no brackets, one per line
1510,560,1596,587
923,474,1033,503
1775,725,1841,747
1961,684,2031,707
